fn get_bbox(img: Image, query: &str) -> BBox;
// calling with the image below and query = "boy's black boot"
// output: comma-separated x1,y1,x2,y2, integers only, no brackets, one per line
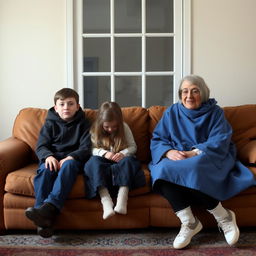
25,202,59,228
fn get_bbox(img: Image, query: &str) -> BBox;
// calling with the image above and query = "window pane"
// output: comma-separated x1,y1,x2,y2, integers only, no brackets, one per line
146,37,173,71
115,0,141,33
146,76,173,107
83,76,110,109
83,0,110,33
83,38,110,72
115,76,141,107
146,0,173,33
115,38,141,72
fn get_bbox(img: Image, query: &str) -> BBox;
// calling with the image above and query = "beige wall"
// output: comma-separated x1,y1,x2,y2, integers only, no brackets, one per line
192,0,256,107
0,0,66,141
0,0,256,141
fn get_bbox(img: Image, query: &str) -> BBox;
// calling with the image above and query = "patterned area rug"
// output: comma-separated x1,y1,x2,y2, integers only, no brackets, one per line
0,227,256,256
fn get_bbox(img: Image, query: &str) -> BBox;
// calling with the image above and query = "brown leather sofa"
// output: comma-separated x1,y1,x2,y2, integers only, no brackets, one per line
1,105,256,234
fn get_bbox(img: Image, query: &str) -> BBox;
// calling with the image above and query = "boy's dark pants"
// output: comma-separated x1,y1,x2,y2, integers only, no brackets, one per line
34,159,83,210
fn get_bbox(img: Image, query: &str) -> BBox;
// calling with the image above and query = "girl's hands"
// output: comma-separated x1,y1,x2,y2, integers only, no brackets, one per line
104,152,115,160
111,152,125,162
104,152,125,162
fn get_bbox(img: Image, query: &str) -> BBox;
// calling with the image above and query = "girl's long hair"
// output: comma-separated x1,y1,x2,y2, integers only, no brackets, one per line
90,101,128,153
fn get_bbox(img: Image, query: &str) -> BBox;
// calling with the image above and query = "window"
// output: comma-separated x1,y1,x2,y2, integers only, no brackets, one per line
67,0,191,108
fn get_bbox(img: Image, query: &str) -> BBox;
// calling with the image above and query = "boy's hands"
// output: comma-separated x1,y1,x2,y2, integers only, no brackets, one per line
45,156,59,171
59,156,74,168
45,156,74,171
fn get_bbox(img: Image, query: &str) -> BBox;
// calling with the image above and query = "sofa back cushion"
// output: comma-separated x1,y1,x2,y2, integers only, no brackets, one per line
148,106,167,135
12,108,48,158
12,107,150,163
223,105,256,148
223,104,256,163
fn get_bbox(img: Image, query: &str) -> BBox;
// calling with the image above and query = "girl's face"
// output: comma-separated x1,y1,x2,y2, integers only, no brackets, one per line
103,120,119,134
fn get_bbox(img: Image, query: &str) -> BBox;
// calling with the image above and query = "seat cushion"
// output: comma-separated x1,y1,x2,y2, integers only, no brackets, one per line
4,163,152,199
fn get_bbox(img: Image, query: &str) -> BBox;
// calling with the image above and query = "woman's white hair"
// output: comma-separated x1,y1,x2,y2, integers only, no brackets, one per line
178,75,210,103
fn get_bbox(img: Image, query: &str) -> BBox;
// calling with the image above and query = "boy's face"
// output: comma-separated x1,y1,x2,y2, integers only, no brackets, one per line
54,97,80,122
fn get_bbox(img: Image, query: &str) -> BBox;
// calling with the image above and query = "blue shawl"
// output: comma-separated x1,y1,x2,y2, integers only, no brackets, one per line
149,99,256,200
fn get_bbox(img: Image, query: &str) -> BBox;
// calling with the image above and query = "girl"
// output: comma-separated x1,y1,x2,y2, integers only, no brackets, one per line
84,101,146,220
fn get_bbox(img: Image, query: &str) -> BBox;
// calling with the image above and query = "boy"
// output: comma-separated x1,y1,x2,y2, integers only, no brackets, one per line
25,88,91,238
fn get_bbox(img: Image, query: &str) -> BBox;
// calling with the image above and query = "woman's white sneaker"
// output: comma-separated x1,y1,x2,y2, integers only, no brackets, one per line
173,217,203,249
217,209,240,246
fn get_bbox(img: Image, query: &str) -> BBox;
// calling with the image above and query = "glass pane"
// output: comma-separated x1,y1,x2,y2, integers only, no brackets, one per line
146,76,173,107
115,38,141,72
115,0,141,33
146,0,173,33
83,38,110,72
83,0,110,33
146,37,173,71
115,76,141,107
83,76,110,109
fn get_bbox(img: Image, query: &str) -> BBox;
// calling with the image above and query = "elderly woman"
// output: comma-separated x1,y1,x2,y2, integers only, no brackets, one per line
149,75,256,249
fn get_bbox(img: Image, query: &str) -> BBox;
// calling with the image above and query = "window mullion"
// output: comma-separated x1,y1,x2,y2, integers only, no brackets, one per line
173,0,183,103
110,0,115,102
141,0,146,108
76,0,84,107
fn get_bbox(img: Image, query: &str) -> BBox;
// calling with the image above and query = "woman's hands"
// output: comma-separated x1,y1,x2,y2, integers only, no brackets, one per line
165,150,197,161
104,152,125,162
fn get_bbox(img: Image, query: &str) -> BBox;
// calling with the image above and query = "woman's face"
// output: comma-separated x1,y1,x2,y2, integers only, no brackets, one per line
180,80,202,109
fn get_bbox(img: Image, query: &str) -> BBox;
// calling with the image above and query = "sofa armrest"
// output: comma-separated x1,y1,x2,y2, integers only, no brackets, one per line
0,137,32,233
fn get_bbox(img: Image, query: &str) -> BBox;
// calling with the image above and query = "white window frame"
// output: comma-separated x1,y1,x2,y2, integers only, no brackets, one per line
66,0,191,107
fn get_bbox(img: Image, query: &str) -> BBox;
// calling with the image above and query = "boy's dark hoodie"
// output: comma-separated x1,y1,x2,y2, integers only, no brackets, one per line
36,107,91,164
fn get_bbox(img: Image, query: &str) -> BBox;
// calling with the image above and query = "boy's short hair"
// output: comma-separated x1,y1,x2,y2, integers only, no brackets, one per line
54,88,79,104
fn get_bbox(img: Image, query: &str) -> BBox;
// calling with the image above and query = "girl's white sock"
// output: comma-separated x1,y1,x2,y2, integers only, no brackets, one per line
114,186,129,215
98,187,115,220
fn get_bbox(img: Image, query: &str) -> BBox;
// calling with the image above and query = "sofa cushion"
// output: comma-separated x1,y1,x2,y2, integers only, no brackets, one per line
148,106,167,135
4,164,151,198
13,108,47,152
223,105,256,149
13,107,150,163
